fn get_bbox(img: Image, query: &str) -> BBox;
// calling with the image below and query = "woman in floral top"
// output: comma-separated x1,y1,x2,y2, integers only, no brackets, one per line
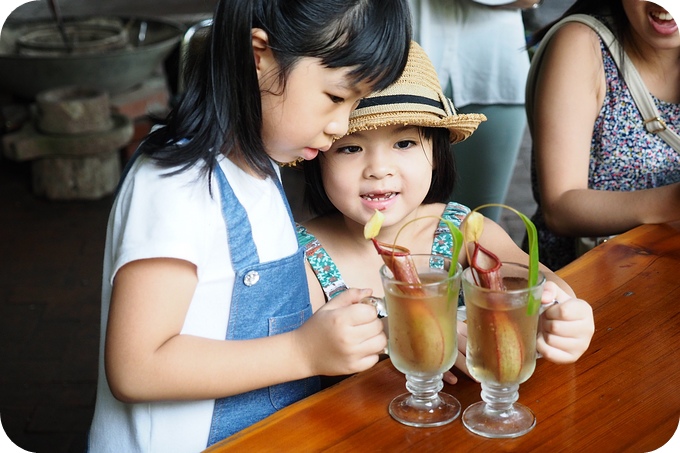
525,0,680,270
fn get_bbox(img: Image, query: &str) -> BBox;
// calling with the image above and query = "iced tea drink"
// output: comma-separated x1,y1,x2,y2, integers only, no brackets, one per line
462,264,544,386
381,255,460,377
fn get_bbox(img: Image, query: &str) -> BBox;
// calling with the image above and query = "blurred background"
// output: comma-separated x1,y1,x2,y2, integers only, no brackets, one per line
1,3,215,452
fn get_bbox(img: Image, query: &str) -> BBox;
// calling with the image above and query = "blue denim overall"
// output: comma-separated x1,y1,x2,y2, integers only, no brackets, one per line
206,163,319,446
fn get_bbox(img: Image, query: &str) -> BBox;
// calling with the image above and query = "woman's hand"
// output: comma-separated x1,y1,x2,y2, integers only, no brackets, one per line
537,281,595,363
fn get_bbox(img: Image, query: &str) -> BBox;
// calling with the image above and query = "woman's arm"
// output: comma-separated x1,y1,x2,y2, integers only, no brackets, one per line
533,23,680,237
105,258,384,403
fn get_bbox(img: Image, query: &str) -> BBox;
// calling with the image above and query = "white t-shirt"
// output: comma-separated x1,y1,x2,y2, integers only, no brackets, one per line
88,154,297,453
408,0,530,107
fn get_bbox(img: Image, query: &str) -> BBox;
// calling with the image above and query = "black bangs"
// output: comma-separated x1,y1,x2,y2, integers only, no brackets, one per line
265,0,411,92
321,0,411,91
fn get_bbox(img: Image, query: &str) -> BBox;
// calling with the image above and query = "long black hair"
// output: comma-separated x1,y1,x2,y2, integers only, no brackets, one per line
528,0,628,48
142,0,411,182
303,127,455,216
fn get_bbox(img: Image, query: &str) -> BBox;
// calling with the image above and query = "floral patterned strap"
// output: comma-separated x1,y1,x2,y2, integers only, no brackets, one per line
296,202,469,303
296,224,348,301
432,202,469,308
431,202,470,258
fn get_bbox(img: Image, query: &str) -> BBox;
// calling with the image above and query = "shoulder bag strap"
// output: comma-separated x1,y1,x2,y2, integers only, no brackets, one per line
527,14,680,151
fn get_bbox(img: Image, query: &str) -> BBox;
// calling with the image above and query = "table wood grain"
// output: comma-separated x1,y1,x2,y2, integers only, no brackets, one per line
205,221,680,452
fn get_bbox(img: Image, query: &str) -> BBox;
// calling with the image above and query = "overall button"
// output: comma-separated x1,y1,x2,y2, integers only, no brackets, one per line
243,270,260,286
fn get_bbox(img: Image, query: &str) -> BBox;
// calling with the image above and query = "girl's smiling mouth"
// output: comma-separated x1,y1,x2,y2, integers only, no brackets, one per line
360,191,398,211
361,192,397,202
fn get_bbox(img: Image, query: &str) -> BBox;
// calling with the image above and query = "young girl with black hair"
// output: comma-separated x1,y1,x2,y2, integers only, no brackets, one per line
87,1,411,451
299,42,594,384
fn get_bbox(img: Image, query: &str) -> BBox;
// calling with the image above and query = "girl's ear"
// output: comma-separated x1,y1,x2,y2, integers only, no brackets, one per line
252,28,275,78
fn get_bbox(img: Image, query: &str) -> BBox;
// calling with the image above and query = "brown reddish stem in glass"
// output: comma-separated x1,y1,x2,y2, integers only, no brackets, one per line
469,240,524,383
371,239,447,369
372,239,424,296
470,241,504,291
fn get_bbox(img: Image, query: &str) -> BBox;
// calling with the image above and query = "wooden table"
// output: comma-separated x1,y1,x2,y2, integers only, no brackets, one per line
206,222,680,452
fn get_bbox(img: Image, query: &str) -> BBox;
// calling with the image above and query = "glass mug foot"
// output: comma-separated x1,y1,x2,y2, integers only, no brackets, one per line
462,401,536,438
462,383,535,438
389,374,461,428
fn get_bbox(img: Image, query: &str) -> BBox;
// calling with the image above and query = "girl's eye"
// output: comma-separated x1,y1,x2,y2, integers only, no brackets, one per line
329,95,344,104
336,145,362,154
395,139,416,150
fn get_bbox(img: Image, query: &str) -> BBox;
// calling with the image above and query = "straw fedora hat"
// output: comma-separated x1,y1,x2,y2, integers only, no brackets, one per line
347,41,486,144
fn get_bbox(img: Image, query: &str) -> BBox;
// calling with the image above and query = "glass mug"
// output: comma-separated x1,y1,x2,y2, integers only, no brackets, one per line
361,254,462,428
461,262,546,438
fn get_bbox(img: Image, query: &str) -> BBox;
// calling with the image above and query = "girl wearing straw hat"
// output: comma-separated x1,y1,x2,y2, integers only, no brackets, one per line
298,42,594,382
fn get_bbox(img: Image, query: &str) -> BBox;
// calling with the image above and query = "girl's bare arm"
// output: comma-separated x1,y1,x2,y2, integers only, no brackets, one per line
105,258,384,403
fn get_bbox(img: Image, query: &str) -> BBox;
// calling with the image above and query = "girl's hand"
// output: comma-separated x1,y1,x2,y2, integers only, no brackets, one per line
537,281,595,363
295,288,387,377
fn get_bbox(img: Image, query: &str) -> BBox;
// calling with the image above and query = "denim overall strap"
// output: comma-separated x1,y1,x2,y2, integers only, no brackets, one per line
207,163,319,446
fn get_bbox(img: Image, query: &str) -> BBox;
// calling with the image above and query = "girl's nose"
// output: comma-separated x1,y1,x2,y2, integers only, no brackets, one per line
325,118,349,140
325,103,357,139
363,148,395,179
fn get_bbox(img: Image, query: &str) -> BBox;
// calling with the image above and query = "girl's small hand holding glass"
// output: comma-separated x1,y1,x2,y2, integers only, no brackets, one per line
444,280,594,385
537,282,595,364
295,288,388,377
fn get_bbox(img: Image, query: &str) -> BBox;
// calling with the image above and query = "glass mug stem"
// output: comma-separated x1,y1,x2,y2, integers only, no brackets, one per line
389,373,460,428
480,383,520,412
404,373,445,408
463,382,535,438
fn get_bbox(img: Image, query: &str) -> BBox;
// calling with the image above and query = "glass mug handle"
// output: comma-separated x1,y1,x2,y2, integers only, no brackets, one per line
536,298,560,359
359,296,389,355
540,298,559,315
359,296,387,318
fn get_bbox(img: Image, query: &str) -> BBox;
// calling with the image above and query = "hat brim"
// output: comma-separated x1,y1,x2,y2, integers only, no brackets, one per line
347,111,487,144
